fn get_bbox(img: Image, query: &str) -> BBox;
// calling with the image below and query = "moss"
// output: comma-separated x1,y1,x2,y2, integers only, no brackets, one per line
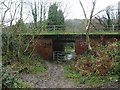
19,31,119,36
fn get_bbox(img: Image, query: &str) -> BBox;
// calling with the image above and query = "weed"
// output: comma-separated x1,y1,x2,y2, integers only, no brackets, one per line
64,65,80,78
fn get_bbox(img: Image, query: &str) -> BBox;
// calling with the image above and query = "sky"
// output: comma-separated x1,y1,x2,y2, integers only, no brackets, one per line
62,0,120,19
32,0,120,19
1,0,120,25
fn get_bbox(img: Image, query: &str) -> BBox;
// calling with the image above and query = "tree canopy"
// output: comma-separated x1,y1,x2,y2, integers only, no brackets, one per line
47,3,65,30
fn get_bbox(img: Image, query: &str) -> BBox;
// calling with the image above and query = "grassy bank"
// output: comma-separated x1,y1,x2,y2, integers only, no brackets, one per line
64,64,118,86
64,41,119,87
3,54,46,74
2,54,46,88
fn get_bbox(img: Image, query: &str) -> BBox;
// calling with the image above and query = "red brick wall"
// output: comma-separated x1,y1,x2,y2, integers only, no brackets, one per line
75,39,87,54
75,37,119,54
31,39,53,60
30,36,119,59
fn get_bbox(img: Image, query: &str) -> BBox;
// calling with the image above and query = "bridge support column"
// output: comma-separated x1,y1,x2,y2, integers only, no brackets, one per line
31,39,53,60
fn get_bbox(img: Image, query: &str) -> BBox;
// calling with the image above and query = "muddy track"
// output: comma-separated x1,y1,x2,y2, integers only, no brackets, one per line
18,61,120,88
19,61,83,88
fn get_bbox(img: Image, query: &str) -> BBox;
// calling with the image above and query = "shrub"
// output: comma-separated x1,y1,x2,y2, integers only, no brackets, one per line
2,67,23,88
2,67,33,89
72,41,119,76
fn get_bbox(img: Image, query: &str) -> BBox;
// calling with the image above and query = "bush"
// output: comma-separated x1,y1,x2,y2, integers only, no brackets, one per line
2,67,23,88
2,67,33,89
63,41,120,86
72,42,119,76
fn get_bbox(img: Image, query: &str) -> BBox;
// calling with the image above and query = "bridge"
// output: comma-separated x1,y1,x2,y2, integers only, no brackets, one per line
26,33,120,60
21,24,120,60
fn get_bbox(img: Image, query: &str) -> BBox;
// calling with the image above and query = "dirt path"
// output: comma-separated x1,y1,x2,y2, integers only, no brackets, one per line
18,61,120,88
19,61,85,88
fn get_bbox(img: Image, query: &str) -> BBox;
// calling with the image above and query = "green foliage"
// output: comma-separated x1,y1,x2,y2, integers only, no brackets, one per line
108,62,119,75
2,67,32,88
65,43,74,53
106,41,120,61
78,74,118,86
57,10,65,26
64,63,118,86
47,3,65,30
2,23,34,63
64,41,119,86
20,31,119,36
7,54,46,74
15,19,26,33
24,55,46,74
2,31,26,63
2,71,20,88
48,3,58,24
2,22,46,88
31,64,45,73
64,65,80,78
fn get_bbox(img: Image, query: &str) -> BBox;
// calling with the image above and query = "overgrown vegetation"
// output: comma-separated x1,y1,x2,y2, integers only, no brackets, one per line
2,17,46,89
1,0,120,88
64,41,120,86
3,54,46,74
2,28,46,88
2,67,33,88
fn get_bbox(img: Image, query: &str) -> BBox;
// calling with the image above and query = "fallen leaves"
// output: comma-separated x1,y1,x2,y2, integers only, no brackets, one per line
72,42,118,76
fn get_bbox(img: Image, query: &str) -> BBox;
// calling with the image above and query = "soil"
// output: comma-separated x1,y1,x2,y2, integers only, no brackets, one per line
18,61,120,88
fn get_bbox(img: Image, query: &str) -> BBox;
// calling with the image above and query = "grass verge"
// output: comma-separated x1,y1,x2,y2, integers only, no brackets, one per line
64,64,118,86
3,54,46,74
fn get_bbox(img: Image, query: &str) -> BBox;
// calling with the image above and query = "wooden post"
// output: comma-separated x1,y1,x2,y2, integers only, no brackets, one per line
53,25,55,32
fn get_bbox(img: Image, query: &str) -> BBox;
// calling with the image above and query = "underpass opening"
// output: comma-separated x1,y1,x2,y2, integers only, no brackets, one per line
53,40,76,61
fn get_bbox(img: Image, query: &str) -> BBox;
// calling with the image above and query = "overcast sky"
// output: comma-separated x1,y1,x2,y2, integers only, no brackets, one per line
32,0,120,19
1,0,120,25
62,0,120,19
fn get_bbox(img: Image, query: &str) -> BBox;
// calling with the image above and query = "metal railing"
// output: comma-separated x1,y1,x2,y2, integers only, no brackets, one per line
46,25,65,31
18,24,120,34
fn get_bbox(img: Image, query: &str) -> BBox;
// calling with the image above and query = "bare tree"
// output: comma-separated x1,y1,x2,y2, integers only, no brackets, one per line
17,0,24,60
9,3,20,26
1,1,11,24
43,4,47,31
79,0,96,50
118,1,120,31
30,0,48,31
31,0,37,28
94,4,119,32
1,0,21,60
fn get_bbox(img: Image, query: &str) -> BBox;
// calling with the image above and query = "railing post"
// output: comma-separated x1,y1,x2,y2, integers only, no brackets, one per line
112,25,114,32
53,25,55,32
